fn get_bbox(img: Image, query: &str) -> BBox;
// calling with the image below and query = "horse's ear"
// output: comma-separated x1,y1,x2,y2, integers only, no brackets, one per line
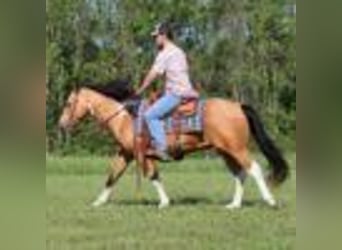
74,84,81,93
72,79,82,92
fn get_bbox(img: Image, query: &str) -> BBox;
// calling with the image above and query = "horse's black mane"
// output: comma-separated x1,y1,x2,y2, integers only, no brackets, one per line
81,79,134,102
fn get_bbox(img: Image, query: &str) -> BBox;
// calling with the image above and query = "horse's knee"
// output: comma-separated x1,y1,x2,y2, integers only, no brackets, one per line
105,175,114,187
143,169,153,179
148,170,159,181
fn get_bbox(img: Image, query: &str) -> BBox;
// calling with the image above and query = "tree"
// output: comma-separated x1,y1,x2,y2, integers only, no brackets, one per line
46,0,296,154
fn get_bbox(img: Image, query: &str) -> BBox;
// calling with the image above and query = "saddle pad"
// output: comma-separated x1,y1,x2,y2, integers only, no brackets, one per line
134,99,204,135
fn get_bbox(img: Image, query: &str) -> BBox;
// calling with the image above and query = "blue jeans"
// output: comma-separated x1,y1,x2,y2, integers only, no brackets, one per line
144,93,182,151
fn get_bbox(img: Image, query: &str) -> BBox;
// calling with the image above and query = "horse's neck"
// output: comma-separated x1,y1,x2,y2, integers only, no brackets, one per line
91,94,121,122
90,92,134,151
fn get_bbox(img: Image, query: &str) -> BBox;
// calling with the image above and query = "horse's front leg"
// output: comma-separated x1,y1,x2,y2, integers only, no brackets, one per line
92,152,131,207
145,159,170,209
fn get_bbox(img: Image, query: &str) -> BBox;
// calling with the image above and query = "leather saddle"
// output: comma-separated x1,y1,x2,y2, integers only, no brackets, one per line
123,96,198,118
174,98,198,116
148,90,198,117
133,95,203,162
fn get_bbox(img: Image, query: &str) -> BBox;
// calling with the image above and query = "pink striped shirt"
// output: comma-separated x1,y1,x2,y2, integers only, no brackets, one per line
152,44,199,98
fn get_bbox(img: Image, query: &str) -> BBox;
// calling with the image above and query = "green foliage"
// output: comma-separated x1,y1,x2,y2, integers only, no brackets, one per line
46,0,296,154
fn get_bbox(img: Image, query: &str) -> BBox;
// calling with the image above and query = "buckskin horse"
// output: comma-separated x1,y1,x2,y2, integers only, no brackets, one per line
58,80,289,209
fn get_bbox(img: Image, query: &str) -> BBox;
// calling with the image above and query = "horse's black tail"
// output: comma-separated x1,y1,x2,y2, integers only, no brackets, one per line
241,104,289,185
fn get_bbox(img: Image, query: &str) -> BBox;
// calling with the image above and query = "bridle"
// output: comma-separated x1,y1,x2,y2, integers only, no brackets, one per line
64,92,80,129
66,90,138,129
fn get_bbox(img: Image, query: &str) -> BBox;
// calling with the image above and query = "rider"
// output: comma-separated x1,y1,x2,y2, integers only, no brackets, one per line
135,22,199,161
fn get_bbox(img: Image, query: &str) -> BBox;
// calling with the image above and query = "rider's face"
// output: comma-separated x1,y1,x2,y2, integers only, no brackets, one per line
154,34,166,50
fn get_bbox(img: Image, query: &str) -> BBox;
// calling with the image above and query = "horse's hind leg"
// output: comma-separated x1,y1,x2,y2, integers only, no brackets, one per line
248,160,276,207
222,149,276,208
226,171,246,209
92,152,131,207
221,153,247,209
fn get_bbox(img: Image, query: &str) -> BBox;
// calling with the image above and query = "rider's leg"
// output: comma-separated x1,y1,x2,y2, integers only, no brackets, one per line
144,93,181,153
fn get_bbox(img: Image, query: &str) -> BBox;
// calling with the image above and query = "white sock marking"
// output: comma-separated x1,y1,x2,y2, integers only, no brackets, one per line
92,188,112,207
249,161,276,206
226,173,245,209
152,180,170,208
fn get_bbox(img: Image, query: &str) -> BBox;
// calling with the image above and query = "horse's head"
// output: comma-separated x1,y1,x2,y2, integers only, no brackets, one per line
58,88,90,131
59,79,134,132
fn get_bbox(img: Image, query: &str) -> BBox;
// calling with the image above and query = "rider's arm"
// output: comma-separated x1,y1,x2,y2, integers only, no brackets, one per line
136,68,159,96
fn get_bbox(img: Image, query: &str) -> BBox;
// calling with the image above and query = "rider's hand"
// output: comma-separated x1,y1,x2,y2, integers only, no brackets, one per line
134,88,143,98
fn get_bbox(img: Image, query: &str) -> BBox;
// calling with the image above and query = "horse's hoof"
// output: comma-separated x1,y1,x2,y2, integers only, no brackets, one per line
158,201,170,209
265,199,277,208
92,200,105,207
225,203,241,210
91,189,112,207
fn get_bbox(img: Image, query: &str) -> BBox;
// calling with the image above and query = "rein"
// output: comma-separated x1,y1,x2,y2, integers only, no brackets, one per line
97,99,139,127
98,104,128,128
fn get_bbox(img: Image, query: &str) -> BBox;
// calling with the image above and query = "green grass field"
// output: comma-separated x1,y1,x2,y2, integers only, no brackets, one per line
46,154,296,250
